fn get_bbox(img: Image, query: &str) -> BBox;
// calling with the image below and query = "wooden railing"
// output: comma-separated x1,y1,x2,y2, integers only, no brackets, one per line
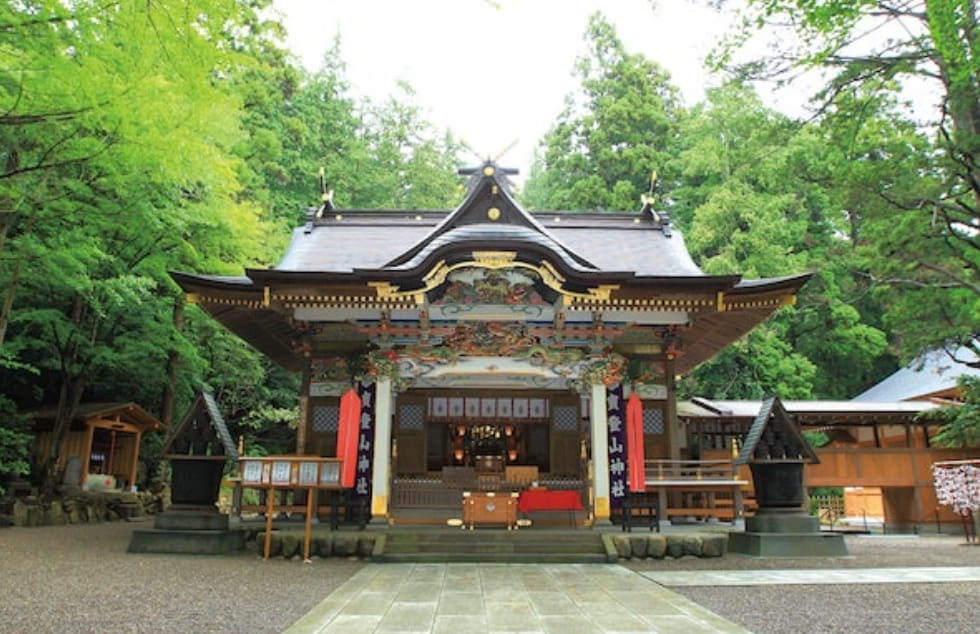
391,474,586,511
622,459,750,529
644,459,740,482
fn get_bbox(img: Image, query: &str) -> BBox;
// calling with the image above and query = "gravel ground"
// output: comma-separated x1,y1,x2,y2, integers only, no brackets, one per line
624,534,980,634
0,520,363,634
1,522,977,633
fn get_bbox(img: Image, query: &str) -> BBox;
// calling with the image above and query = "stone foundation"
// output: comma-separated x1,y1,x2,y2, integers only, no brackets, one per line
2,490,166,527
254,530,378,559
606,532,728,559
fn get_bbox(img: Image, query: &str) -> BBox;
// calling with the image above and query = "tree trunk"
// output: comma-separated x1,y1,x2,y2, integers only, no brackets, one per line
41,371,88,498
0,205,38,347
160,295,186,427
40,295,89,497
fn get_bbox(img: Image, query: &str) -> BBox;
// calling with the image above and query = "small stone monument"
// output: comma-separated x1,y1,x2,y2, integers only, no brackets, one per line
128,391,244,554
728,395,847,556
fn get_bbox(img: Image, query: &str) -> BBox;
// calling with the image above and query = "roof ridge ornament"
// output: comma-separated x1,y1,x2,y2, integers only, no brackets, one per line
304,167,337,233
639,170,672,237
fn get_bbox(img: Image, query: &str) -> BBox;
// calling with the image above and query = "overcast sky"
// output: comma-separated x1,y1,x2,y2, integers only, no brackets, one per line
270,0,741,177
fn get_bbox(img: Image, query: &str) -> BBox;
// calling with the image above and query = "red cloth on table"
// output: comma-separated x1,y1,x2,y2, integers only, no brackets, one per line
518,489,583,513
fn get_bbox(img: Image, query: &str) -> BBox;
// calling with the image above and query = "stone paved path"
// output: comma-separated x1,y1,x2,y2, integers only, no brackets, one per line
285,563,750,634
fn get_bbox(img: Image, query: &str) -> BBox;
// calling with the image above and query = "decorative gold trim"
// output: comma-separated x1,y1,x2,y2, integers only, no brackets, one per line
371,494,388,517
483,165,495,176
185,293,200,304
594,496,610,519
368,281,399,299
472,250,516,268
263,286,270,308
723,297,790,310
367,253,618,304
615,344,663,354
780,294,797,307
486,207,501,221
717,291,725,312
191,295,263,308
572,297,713,310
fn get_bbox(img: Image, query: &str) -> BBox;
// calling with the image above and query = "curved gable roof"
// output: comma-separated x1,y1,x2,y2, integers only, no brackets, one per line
383,163,598,270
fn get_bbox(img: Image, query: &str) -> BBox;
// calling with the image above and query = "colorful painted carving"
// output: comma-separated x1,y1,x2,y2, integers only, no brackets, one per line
432,268,548,306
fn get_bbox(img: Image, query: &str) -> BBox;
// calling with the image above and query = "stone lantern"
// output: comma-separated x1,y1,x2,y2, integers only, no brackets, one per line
128,391,244,554
729,396,847,556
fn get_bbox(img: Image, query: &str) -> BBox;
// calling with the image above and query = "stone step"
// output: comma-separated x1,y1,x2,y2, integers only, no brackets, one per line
378,530,613,564
375,551,611,564
382,542,606,554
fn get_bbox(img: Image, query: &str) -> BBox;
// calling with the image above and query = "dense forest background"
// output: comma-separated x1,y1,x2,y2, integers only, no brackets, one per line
1,1,977,492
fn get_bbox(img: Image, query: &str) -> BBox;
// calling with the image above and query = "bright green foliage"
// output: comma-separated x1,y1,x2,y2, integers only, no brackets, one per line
0,0,280,492
679,323,817,399
183,311,300,456
523,12,684,212
709,0,980,367
670,82,891,398
0,396,31,495
932,376,980,447
0,2,465,492
354,82,465,209
241,44,463,220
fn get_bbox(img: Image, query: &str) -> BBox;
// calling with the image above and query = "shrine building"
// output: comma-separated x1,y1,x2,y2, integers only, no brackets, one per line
172,162,811,526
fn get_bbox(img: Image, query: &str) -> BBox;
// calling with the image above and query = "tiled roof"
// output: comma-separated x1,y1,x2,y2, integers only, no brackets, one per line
678,397,938,423
274,213,704,277
852,344,980,401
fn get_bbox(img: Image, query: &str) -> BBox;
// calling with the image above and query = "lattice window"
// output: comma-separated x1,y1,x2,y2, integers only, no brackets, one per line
644,408,664,435
312,405,339,432
553,406,579,432
399,404,424,430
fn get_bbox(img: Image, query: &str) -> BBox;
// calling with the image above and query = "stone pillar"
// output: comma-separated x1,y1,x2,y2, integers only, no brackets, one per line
590,382,611,523
370,376,393,523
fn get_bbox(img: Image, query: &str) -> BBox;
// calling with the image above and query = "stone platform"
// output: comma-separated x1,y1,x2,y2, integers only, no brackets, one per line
728,509,848,557
127,509,244,555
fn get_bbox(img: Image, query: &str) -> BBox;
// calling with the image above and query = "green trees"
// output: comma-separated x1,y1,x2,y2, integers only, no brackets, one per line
670,82,893,399
711,0,979,364
523,13,683,212
0,0,273,492
0,2,462,492
702,0,979,438
525,15,894,400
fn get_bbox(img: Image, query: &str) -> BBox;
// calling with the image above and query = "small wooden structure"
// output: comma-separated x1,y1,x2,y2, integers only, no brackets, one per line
128,391,244,555
30,403,164,491
162,391,238,509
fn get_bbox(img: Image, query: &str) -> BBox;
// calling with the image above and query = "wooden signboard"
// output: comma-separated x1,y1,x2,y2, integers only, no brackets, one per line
238,455,345,561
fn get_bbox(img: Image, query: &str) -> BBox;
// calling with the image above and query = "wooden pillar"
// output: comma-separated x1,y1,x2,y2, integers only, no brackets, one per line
296,366,310,454
590,382,610,522
664,355,680,458
128,430,141,491
370,377,393,522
